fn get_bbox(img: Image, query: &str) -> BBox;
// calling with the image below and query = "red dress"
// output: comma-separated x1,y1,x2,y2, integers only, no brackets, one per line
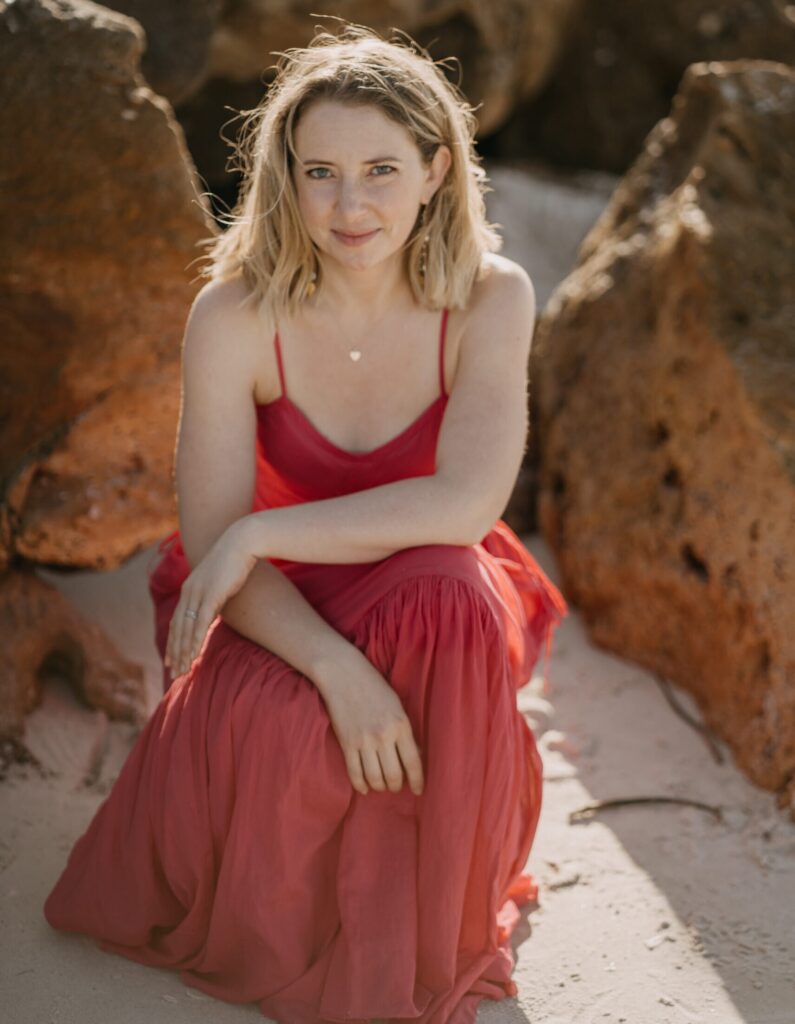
44,307,568,1024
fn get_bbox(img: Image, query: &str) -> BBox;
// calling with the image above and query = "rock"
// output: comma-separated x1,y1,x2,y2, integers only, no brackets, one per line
209,0,577,131
173,0,579,193
100,0,223,105
9,372,180,569
533,62,795,813
490,0,795,172
0,0,215,568
0,568,147,750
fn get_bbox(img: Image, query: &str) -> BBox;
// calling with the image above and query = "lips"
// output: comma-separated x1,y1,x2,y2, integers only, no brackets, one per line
333,229,379,240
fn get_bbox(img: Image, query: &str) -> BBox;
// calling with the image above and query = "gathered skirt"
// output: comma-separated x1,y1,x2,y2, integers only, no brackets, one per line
44,523,567,1024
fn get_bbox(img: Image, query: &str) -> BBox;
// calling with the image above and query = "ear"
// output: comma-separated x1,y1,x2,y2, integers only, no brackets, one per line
422,144,452,203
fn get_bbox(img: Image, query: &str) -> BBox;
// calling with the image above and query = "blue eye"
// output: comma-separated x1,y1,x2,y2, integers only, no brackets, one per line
305,165,396,179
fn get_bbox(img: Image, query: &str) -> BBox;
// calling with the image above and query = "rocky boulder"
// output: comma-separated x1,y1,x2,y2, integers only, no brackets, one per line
532,61,795,814
492,0,795,172
0,0,215,569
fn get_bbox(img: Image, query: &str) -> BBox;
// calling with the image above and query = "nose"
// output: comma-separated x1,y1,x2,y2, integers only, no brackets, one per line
336,179,368,219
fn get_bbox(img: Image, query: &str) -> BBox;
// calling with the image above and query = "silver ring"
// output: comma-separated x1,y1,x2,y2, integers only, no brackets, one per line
184,609,199,620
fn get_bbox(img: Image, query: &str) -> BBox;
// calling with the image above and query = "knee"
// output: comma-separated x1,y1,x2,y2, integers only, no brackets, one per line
385,542,483,588
376,544,502,643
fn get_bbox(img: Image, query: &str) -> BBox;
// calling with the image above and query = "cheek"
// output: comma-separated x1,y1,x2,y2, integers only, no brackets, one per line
372,187,413,223
295,184,328,224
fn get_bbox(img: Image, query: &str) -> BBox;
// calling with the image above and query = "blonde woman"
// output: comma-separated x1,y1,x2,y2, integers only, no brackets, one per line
45,23,568,1024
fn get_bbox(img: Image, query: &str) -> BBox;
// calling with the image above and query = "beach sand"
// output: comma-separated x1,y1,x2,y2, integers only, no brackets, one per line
3,534,794,1024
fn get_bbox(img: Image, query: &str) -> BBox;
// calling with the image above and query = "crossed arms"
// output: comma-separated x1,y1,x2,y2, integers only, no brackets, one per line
172,261,536,685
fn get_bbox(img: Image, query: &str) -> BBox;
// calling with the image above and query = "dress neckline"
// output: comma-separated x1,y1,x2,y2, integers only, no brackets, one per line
256,392,448,459
258,306,450,459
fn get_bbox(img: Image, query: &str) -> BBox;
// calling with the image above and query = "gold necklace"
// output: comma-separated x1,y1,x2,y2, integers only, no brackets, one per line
307,272,393,362
305,206,429,360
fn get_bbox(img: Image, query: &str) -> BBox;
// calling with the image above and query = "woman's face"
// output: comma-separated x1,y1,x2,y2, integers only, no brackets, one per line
291,99,450,271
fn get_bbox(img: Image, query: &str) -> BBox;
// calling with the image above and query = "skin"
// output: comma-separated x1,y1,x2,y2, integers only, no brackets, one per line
289,99,450,326
165,99,536,799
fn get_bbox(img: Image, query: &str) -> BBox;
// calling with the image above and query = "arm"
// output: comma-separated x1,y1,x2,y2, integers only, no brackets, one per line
172,276,367,690
238,262,537,563
217,559,373,696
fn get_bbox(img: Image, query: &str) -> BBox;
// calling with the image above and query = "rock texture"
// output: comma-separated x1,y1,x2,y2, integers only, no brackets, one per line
532,62,795,813
97,0,224,106
208,0,577,132
491,0,795,172
6,374,180,569
0,0,214,751
0,569,147,746
166,0,579,194
0,0,215,569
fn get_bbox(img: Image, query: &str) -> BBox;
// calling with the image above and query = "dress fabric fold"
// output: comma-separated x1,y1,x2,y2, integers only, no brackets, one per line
44,347,568,1024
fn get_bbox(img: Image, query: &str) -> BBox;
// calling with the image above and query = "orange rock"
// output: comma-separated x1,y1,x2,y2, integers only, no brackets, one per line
0,0,214,569
0,568,147,754
532,61,795,816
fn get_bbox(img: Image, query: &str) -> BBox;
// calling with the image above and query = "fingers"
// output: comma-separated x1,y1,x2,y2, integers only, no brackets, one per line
396,730,425,795
360,745,388,792
344,748,368,795
168,594,192,676
346,724,425,798
186,603,214,670
374,743,406,793
165,599,184,673
166,583,211,677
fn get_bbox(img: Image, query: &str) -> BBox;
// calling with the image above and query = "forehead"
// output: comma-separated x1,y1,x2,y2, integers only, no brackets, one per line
294,99,415,155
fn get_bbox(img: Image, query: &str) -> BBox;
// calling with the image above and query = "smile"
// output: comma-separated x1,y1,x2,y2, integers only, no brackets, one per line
332,229,380,246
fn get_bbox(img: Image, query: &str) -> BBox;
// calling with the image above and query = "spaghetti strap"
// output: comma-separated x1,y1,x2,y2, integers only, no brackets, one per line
438,307,449,398
273,328,287,399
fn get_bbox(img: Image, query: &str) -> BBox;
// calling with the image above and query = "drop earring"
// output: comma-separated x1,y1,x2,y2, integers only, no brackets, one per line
418,204,430,278
306,268,318,298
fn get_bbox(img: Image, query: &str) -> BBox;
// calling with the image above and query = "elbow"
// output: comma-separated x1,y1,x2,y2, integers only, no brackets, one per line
461,492,512,546
454,496,503,547
462,512,497,547
437,472,503,547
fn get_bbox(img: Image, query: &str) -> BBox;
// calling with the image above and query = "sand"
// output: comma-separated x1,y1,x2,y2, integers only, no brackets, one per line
1,533,793,1024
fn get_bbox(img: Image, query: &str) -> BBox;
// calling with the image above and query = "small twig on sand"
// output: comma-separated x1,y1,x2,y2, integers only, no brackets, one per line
569,796,723,824
653,672,725,764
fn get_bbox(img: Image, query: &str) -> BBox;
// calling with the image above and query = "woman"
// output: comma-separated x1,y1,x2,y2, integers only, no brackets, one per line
44,23,568,1024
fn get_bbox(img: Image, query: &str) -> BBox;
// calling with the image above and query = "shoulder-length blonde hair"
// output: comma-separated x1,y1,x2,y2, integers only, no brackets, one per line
197,22,502,320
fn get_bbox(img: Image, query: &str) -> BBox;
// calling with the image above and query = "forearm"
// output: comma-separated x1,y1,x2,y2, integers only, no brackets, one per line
217,556,365,696
242,473,486,565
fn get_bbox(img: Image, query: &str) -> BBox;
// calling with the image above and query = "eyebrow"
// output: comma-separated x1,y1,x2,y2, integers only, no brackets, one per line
301,156,403,165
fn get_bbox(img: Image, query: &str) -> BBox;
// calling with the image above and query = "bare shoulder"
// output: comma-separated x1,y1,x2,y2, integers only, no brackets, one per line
461,253,537,351
186,272,260,336
182,272,264,393
469,252,536,318
183,272,261,364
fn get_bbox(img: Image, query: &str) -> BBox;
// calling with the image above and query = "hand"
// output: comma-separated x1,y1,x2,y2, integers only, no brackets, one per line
166,519,258,677
316,650,425,797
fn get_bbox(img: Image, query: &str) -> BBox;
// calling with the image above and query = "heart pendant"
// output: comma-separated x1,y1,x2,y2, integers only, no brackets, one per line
349,350,362,362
